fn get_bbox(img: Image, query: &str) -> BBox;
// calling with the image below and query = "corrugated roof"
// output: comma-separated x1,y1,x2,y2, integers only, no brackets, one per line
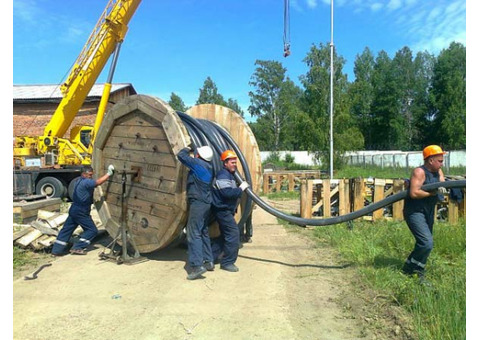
13,83,135,100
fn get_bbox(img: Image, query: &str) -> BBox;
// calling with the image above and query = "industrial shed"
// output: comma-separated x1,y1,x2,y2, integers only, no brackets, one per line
13,83,136,137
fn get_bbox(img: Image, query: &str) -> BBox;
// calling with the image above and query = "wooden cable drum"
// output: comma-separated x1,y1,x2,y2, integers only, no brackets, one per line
92,95,262,253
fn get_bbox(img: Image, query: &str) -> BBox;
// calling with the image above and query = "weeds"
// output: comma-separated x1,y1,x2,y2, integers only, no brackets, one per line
311,219,466,340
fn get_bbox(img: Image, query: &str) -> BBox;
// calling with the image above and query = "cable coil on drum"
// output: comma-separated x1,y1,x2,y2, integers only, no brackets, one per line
93,95,466,254
177,112,466,228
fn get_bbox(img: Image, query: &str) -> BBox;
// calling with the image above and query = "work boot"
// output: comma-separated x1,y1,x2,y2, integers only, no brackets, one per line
204,261,215,271
187,266,207,280
401,263,414,276
220,264,239,272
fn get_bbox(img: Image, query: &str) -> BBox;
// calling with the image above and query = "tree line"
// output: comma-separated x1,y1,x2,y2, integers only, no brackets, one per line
168,42,465,167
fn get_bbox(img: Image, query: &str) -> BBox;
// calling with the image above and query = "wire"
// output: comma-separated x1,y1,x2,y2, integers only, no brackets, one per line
176,111,467,229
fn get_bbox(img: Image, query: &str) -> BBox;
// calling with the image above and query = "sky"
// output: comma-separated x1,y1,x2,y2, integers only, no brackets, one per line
7,1,477,334
12,0,467,120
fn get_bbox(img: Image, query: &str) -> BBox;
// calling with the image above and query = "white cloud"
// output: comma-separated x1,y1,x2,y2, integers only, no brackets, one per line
306,0,318,9
329,0,466,55
370,3,384,12
387,0,402,11
13,0,39,23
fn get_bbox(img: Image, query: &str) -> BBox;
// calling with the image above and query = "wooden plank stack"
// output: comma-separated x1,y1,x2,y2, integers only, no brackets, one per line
13,207,103,251
13,198,63,224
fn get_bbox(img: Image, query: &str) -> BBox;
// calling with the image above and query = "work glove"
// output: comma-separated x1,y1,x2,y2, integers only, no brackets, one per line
239,181,250,191
436,186,447,195
107,164,115,176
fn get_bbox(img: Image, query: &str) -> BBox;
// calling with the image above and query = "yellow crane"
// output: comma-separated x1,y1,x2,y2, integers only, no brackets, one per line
13,0,141,198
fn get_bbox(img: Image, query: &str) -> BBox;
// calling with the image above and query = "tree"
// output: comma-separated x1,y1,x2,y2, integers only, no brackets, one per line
196,77,244,116
299,43,363,168
248,60,299,151
430,42,466,149
390,46,416,150
411,51,436,148
168,92,189,112
370,50,400,149
226,98,244,117
349,47,375,148
196,77,227,106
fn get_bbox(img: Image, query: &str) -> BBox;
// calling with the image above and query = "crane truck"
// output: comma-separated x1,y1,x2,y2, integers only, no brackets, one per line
13,0,142,200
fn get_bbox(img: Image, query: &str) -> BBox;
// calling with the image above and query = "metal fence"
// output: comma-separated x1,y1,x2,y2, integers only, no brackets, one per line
260,150,466,172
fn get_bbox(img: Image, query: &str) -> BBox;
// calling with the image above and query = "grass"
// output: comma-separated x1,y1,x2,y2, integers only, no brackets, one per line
263,163,466,338
262,159,466,180
266,191,300,200
309,218,466,340
335,165,466,179
13,246,31,269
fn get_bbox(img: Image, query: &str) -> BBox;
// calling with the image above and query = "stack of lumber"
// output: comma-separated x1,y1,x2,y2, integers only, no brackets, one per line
13,207,103,251
13,197,62,223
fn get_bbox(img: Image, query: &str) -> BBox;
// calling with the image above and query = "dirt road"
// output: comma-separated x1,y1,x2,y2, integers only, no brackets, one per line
13,205,401,340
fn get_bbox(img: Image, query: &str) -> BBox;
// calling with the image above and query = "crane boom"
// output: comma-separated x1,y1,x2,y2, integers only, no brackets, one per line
13,0,141,200
43,0,141,138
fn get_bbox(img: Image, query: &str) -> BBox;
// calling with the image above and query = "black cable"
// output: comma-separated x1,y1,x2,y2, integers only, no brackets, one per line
176,111,466,228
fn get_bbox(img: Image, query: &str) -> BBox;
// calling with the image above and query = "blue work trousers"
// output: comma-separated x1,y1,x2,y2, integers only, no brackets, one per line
404,212,434,273
52,204,98,254
186,200,213,268
211,209,239,266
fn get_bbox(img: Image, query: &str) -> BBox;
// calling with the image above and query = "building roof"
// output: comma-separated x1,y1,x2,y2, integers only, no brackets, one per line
13,83,136,102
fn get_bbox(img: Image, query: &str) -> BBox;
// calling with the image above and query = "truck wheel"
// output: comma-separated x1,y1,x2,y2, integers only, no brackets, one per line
67,177,81,200
36,177,65,198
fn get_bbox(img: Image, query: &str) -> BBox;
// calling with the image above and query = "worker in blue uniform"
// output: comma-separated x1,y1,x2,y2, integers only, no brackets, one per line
211,150,249,272
402,145,447,282
177,145,215,280
51,164,114,256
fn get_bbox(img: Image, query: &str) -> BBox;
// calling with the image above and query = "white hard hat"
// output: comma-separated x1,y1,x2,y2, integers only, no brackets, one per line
197,146,213,162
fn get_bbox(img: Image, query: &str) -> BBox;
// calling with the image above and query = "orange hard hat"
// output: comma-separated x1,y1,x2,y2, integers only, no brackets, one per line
221,149,237,161
423,145,446,159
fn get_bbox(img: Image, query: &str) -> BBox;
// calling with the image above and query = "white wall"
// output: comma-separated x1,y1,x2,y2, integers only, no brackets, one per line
260,150,466,168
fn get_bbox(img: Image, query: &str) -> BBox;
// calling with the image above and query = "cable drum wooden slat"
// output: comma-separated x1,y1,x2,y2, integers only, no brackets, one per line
92,96,262,253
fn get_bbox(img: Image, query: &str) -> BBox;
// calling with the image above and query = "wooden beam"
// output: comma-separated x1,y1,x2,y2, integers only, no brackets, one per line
373,179,385,221
323,179,331,217
448,196,459,224
288,174,295,192
392,179,404,220
263,173,270,195
300,179,313,219
353,178,364,212
339,179,350,216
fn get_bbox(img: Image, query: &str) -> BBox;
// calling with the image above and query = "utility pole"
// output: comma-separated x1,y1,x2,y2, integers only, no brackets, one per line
329,0,334,179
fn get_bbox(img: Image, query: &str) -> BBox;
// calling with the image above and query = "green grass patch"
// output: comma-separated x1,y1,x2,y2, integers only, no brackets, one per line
13,246,32,269
262,160,466,180
335,165,466,179
311,218,466,340
266,191,300,200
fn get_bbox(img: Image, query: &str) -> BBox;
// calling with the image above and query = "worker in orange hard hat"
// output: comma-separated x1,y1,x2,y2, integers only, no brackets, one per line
402,145,447,284
220,150,238,162
210,149,249,273
220,150,253,244
422,145,447,160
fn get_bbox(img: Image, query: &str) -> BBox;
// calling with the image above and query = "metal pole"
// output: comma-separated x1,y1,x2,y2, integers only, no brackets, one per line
329,0,334,179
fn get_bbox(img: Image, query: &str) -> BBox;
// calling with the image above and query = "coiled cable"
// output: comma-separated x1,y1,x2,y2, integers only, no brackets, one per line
177,111,466,228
